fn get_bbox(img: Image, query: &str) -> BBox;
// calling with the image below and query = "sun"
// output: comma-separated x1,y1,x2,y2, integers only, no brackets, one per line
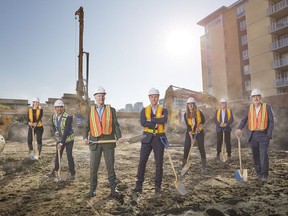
165,29,194,59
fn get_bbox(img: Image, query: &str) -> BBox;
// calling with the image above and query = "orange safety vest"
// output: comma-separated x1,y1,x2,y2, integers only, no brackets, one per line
89,105,113,137
144,105,165,134
248,103,268,131
187,109,203,133
28,107,43,127
216,108,231,123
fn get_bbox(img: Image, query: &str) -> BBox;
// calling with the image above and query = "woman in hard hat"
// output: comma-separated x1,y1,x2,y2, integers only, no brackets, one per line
47,99,76,181
27,97,44,160
236,88,274,182
182,97,206,173
214,98,234,161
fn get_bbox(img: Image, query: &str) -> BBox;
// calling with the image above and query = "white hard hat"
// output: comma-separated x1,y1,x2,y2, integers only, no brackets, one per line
148,88,160,95
94,86,106,96
187,97,195,104
54,99,65,107
251,88,262,97
220,98,227,103
32,97,40,102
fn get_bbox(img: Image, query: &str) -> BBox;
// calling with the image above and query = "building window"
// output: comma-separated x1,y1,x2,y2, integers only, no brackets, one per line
245,80,251,91
240,20,246,31
242,49,249,60
241,35,247,45
243,64,249,75
237,5,245,18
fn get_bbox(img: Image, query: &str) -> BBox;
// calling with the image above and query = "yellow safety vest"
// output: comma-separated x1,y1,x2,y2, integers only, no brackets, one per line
216,108,231,123
28,107,43,127
52,112,74,142
144,105,165,134
187,109,203,133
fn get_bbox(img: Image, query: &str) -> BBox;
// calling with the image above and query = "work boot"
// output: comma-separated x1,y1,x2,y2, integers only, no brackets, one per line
216,154,220,161
110,185,120,198
87,190,96,198
155,186,162,195
132,185,142,193
46,171,56,179
66,175,76,181
201,158,207,173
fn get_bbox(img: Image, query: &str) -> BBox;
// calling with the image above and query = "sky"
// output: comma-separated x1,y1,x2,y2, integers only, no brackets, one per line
0,0,235,110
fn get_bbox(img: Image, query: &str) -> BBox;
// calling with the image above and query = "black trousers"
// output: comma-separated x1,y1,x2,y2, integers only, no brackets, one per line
183,130,206,165
54,141,75,176
216,131,231,157
136,135,165,188
27,126,44,154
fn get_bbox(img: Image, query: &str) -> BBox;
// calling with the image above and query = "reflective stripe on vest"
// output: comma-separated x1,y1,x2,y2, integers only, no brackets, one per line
248,103,268,131
29,108,43,127
52,112,74,142
216,108,231,123
144,105,165,134
187,109,202,133
90,105,113,137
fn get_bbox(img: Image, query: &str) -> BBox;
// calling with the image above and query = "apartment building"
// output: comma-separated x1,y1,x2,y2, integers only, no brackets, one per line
198,0,288,101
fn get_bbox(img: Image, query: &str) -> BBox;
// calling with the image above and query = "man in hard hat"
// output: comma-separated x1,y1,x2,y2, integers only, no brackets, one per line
236,89,274,182
182,97,207,173
83,87,124,198
214,98,234,161
47,99,76,181
27,97,44,160
133,88,168,194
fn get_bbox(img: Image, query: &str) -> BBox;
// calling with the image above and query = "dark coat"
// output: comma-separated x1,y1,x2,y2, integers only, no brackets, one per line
214,108,234,133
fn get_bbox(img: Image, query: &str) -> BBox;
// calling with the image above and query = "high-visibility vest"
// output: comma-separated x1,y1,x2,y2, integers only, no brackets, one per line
187,109,203,133
89,105,113,137
144,105,165,134
52,112,74,143
216,108,231,123
28,107,43,127
248,103,268,131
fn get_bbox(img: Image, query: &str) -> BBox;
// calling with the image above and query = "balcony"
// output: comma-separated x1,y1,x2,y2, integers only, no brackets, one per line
268,0,288,19
271,36,288,53
273,57,288,69
275,77,288,87
270,20,288,35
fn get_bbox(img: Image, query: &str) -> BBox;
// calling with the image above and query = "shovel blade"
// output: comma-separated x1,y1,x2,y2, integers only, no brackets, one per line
174,180,188,195
220,152,228,162
235,169,248,182
180,163,191,176
125,134,146,144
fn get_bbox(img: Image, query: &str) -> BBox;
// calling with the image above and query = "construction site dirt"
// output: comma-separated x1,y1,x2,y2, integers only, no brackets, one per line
1,119,288,216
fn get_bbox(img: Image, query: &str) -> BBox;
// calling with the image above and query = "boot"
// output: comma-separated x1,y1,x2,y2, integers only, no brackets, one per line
201,158,207,173
110,185,120,198
132,184,143,193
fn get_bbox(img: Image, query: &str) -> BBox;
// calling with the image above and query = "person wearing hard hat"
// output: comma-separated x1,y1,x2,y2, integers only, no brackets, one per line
46,99,76,181
83,87,124,198
214,98,234,161
27,97,44,160
236,88,274,182
182,97,207,173
133,88,168,194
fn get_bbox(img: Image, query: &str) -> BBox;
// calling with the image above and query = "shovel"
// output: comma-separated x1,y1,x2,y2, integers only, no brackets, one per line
32,127,39,160
55,148,62,181
180,134,197,176
220,131,227,162
160,136,188,195
89,134,146,145
235,134,248,182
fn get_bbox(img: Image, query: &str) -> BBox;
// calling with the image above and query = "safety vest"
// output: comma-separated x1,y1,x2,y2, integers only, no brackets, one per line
89,105,113,137
187,109,203,133
216,108,231,123
52,112,74,143
248,103,268,131
28,107,43,127
144,105,165,134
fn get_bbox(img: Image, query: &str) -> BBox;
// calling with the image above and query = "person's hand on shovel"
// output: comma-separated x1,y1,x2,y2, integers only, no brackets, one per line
235,129,242,137
83,139,89,145
117,138,125,143
57,143,63,150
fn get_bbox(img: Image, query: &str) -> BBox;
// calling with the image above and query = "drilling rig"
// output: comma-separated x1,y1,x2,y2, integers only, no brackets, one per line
75,6,90,117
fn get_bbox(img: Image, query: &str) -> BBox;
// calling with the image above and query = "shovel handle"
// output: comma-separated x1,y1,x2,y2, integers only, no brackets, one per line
58,148,61,180
166,149,178,181
237,136,243,172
